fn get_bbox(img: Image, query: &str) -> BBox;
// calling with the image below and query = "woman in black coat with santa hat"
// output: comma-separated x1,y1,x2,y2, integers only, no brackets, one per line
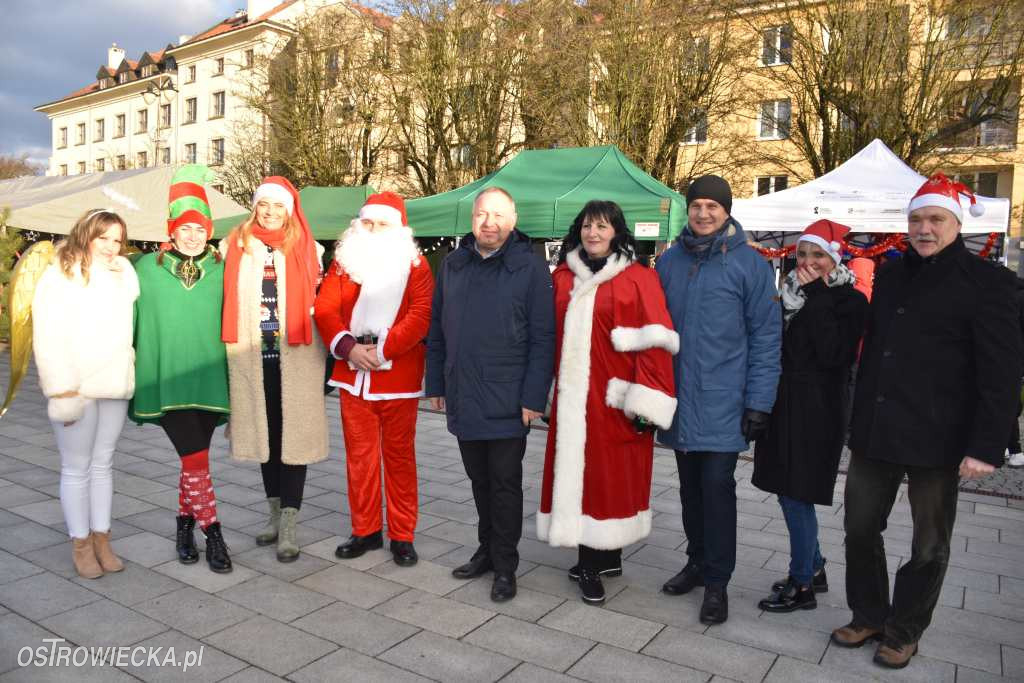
753,219,868,613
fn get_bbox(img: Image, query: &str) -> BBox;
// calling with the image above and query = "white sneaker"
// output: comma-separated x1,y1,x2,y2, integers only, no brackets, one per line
1009,452,1024,468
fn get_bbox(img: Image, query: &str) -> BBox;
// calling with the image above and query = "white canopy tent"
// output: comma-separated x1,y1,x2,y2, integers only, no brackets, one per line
731,139,1010,235
0,167,248,242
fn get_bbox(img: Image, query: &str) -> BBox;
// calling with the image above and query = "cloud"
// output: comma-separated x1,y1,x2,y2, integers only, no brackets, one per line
0,0,237,160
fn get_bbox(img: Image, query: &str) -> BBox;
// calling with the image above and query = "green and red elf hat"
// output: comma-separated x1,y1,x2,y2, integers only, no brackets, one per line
167,164,215,237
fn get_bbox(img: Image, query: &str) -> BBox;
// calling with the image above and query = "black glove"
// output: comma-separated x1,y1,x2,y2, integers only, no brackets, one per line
633,416,657,434
741,409,770,443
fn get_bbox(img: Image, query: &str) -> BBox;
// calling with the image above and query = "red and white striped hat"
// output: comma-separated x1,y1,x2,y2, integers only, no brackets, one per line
907,172,984,222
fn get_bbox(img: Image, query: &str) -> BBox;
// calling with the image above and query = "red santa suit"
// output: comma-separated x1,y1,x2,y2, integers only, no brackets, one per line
314,193,433,542
538,249,677,550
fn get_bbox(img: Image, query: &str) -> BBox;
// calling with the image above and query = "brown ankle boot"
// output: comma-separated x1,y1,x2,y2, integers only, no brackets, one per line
91,530,124,573
72,535,103,579
830,622,882,648
874,640,918,669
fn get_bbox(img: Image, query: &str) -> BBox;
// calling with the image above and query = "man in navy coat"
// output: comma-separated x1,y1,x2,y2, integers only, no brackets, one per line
426,187,555,602
656,175,782,624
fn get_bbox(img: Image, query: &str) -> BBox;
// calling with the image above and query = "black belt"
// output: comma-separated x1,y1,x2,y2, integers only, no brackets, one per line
355,335,379,344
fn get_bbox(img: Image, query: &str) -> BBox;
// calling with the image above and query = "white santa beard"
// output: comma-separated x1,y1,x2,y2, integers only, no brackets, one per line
336,225,419,336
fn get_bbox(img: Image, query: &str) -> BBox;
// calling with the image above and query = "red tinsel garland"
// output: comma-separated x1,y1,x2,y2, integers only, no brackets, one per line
753,232,1001,260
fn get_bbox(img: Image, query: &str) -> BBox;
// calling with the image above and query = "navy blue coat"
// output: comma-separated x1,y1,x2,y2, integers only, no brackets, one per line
656,219,782,453
425,230,555,440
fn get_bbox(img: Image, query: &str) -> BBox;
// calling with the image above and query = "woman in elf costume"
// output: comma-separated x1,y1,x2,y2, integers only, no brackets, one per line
131,165,231,573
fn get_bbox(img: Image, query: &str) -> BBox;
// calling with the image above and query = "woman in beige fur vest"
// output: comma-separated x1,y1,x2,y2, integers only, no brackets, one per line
32,209,139,579
220,176,327,562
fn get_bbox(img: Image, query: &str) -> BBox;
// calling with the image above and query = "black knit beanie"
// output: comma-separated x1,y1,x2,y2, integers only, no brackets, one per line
686,175,732,214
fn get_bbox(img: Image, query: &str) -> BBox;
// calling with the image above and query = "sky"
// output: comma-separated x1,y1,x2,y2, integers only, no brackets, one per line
0,0,239,168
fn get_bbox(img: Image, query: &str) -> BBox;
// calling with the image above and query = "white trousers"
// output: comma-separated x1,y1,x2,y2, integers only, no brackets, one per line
52,398,127,539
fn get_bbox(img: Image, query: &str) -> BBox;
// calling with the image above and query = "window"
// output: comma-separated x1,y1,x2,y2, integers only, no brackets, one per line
954,172,999,198
118,71,130,84
94,119,104,142
159,147,171,165
185,98,197,124
95,158,105,172
77,161,86,175
212,183,225,193
58,127,67,148
762,25,793,65
184,143,197,164
59,164,67,176
136,108,148,134
326,50,339,88
141,64,157,77
211,91,225,118
244,49,254,68
159,104,171,128
186,65,196,82
115,114,126,137
214,57,224,75
210,138,225,165
683,111,708,144
756,175,789,196
99,77,112,90
116,155,126,170
450,143,474,167
760,99,791,139
137,151,148,168
76,122,86,145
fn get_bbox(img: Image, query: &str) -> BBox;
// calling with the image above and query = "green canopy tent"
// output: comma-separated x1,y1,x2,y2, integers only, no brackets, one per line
211,185,376,240
407,145,686,240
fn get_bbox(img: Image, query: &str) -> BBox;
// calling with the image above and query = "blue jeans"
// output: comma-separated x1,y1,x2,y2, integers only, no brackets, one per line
778,495,825,586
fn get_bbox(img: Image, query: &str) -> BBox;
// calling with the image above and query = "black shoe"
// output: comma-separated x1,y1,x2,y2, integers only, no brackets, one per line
700,585,728,624
335,531,383,559
662,563,704,596
759,579,816,613
770,567,828,594
568,563,622,582
491,573,517,602
202,522,233,574
390,540,418,567
176,515,199,564
579,568,606,605
452,554,493,579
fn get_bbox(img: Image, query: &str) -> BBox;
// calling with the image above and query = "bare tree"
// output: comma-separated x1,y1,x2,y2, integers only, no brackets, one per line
226,4,396,200
730,0,1024,180
0,154,42,180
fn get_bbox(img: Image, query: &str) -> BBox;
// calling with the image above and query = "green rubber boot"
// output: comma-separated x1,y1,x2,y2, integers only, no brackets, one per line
255,497,281,546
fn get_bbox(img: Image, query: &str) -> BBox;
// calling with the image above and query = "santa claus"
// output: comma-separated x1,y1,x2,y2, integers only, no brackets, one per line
314,192,433,566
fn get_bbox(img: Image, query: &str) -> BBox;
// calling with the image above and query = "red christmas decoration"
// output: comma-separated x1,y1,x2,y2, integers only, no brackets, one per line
754,232,1000,260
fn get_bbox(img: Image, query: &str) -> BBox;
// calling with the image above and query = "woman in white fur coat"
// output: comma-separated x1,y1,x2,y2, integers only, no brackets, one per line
538,200,678,605
31,209,139,580
220,176,327,563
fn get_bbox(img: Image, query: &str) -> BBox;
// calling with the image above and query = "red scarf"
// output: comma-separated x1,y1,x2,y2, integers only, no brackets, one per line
221,191,319,346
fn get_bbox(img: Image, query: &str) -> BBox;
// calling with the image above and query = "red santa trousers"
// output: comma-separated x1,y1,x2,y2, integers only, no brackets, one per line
340,392,419,541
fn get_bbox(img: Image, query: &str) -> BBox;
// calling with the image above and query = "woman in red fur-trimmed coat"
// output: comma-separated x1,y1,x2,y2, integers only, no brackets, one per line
538,200,678,605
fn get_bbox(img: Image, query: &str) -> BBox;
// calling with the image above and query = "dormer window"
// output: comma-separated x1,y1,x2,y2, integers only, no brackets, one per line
118,71,130,84
141,64,157,77
98,77,113,89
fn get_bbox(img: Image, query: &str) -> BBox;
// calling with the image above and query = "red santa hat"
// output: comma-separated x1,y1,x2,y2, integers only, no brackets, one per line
907,172,984,222
359,191,408,227
252,177,295,215
798,219,851,265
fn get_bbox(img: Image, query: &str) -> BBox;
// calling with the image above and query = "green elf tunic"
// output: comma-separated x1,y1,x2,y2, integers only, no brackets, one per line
131,246,229,423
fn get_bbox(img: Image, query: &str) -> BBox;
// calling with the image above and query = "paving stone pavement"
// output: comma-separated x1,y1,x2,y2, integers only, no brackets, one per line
1,360,1023,681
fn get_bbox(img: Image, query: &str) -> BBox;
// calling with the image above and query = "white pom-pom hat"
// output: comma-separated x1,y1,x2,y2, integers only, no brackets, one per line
798,219,851,265
907,172,985,222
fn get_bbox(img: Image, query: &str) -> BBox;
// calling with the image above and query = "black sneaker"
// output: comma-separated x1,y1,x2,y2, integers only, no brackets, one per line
568,563,622,582
662,563,704,595
578,568,606,605
770,567,828,594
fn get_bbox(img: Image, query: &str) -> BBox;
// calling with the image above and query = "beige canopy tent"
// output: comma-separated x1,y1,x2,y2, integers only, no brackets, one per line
0,167,248,242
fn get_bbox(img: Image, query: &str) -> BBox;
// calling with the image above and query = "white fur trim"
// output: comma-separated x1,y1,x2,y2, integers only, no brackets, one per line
907,193,962,222
605,378,677,430
610,324,679,354
375,326,393,368
798,234,842,264
359,203,404,227
252,183,294,214
546,248,633,549
536,509,652,550
47,396,90,423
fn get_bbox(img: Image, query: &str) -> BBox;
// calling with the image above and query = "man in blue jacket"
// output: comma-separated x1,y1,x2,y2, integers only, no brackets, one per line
656,175,782,624
426,187,555,603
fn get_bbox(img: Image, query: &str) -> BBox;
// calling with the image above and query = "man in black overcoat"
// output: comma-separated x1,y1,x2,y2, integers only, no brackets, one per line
832,173,1024,669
